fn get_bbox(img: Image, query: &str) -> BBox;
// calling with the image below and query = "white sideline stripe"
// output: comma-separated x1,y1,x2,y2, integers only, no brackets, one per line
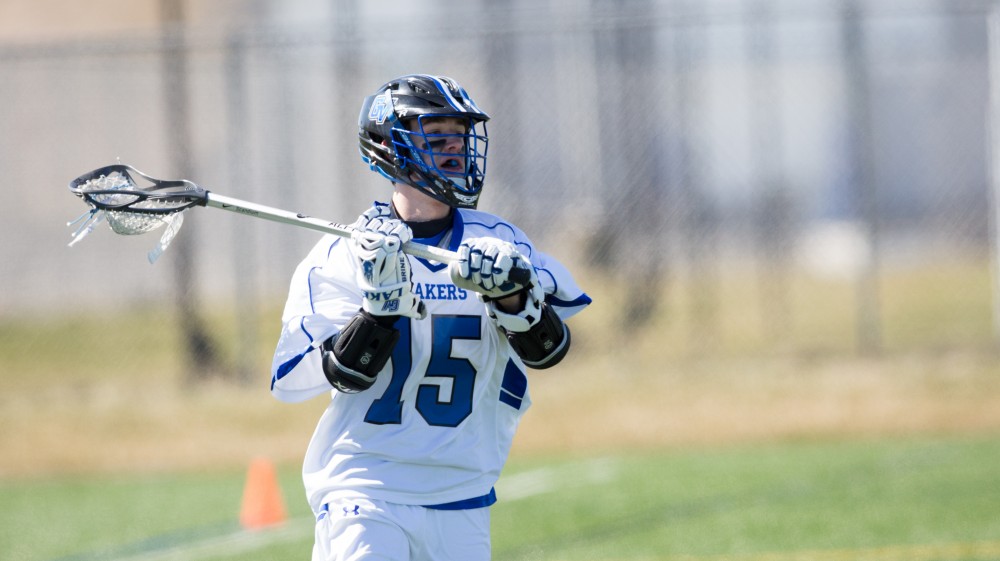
666,540,1000,561
112,523,312,561
497,457,619,501
112,458,620,561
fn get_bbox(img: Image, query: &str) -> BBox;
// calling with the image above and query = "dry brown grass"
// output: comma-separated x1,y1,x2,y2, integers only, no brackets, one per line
3,347,1000,479
3,263,1000,478
0,380,326,478
514,349,1000,456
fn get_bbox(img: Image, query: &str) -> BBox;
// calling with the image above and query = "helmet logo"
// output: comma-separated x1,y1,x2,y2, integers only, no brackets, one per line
368,90,393,124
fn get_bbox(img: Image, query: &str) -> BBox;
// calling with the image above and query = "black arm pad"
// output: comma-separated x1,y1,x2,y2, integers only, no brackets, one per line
507,302,571,369
321,310,400,393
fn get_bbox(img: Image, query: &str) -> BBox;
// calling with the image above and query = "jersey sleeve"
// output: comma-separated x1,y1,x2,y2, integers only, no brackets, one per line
459,210,591,321
530,249,592,321
270,235,361,403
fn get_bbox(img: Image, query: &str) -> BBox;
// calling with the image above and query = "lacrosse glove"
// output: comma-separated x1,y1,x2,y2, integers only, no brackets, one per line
450,238,570,368
449,237,533,301
352,206,426,321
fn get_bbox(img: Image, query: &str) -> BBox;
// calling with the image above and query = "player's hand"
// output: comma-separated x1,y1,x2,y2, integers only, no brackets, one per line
351,204,391,231
351,209,426,320
449,237,534,301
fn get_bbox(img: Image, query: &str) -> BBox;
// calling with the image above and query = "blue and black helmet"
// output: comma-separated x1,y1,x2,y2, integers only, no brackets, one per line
358,74,489,209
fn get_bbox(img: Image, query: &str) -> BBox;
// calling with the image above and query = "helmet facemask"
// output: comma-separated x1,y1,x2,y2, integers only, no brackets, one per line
392,115,488,209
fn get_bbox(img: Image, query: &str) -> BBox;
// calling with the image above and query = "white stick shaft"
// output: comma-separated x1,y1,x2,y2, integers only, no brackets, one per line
204,193,460,264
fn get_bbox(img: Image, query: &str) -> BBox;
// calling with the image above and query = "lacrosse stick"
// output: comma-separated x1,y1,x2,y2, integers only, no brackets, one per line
66,164,530,283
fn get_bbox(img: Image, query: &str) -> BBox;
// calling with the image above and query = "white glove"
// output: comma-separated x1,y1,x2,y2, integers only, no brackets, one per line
351,207,426,320
350,204,391,230
449,237,533,300
486,281,545,333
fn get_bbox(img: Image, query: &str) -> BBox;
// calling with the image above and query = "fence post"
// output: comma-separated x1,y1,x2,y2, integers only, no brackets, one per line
160,0,226,381
986,3,1000,346
226,29,257,385
841,0,882,354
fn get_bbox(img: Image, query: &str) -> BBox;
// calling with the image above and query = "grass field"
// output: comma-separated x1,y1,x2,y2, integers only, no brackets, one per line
3,434,1000,560
3,261,1000,559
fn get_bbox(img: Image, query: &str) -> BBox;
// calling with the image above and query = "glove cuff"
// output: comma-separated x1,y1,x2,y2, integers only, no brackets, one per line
486,283,544,333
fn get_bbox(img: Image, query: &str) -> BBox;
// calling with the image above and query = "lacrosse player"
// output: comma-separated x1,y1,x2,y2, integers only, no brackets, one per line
271,74,591,560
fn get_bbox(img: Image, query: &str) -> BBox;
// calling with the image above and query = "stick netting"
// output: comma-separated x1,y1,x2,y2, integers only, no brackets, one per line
83,170,183,235
68,169,187,263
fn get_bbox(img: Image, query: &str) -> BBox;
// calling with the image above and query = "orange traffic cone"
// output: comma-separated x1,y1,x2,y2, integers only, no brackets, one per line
239,457,288,530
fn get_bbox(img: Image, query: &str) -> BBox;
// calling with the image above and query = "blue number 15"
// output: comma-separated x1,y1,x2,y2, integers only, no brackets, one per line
364,315,481,428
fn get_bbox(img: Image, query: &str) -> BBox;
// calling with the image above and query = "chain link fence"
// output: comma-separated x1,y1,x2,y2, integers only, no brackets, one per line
1,0,997,379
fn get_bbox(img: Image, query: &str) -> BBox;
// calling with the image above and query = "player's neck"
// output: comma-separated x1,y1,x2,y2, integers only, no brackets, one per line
391,187,451,222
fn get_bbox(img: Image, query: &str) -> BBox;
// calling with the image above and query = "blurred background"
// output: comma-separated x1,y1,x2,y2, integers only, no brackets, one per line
3,0,999,352
4,0,1000,559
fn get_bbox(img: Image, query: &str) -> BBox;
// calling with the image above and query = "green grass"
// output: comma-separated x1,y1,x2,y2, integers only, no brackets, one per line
4,434,1000,561
0,466,312,561
494,436,1000,560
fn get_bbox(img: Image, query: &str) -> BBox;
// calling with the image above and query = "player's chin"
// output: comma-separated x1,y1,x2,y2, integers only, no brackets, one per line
438,170,468,187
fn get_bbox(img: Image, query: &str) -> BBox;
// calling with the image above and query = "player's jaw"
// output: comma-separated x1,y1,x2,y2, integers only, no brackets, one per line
412,117,470,178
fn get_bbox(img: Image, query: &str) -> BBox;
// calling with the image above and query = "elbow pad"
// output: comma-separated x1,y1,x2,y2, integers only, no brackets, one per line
322,311,400,393
506,302,571,369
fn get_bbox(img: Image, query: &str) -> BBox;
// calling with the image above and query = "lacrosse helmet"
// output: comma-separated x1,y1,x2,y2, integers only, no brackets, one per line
358,74,489,209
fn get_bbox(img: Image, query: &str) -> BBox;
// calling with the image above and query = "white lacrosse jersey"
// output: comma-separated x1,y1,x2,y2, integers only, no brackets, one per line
271,204,591,514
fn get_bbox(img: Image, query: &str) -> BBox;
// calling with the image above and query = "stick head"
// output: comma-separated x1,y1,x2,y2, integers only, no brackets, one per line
69,164,205,235
67,164,207,262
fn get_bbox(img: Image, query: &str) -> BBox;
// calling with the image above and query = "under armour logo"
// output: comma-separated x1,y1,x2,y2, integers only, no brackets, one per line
343,505,361,516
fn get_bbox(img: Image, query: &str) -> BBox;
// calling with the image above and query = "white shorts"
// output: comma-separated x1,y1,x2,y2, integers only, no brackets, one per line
312,497,491,561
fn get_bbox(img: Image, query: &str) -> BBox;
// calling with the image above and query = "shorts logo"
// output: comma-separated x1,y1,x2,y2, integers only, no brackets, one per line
368,90,392,124
344,505,361,516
